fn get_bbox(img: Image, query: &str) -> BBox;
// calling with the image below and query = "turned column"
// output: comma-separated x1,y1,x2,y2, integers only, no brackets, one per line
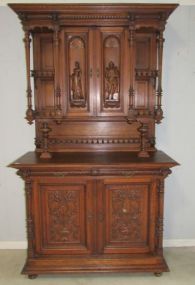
155,14,166,124
23,29,35,124
127,14,137,123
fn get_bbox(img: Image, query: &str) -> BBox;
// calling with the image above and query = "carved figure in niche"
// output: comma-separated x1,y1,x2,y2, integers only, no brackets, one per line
105,61,120,101
71,61,84,100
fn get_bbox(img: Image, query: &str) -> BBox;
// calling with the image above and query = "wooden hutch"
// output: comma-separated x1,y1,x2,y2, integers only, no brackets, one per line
9,3,178,278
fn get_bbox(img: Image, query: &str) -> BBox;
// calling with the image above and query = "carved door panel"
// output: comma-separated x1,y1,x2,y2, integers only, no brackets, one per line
61,28,94,116
95,28,129,116
97,177,157,254
33,177,94,255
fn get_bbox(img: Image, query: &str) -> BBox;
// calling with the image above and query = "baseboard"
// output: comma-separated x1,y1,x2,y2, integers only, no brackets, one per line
164,239,195,247
0,241,27,249
0,240,195,249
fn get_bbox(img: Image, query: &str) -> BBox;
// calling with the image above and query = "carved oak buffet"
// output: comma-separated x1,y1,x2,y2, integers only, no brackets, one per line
8,4,178,278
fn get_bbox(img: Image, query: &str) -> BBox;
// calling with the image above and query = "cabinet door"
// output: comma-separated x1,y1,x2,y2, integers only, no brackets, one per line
61,28,94,116
97,177,157,254
33,177,94,255
95,27,129,116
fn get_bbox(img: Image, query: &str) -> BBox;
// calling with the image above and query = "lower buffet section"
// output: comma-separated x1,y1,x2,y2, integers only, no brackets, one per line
23,254,169,276
10,151,178,277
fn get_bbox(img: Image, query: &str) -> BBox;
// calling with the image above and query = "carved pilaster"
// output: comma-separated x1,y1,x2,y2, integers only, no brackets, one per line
40,122,52,159
137,123,150,158
25,180,35,258
156,179,164,254
23,29,35,125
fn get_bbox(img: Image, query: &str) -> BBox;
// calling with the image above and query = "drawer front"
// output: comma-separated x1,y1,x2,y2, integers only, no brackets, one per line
33,177,94,255
97,177,157,254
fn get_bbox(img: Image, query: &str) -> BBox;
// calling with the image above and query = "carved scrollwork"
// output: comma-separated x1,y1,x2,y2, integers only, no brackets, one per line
17,169,31,180
159,168,172,178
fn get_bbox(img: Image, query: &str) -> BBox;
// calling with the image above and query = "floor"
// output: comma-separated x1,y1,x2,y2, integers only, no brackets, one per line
0,247,194,285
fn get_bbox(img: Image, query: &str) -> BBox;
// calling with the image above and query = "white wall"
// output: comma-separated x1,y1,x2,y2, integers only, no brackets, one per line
0,2,195,245
157,5,195,239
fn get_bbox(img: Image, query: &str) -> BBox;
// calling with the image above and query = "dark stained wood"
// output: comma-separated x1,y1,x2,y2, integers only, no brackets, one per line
8,3,178,277
9,150,178,169
9,3,178,155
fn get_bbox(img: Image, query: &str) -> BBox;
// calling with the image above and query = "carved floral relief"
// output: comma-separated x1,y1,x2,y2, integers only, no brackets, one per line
110,189,142,242
47,190,80,243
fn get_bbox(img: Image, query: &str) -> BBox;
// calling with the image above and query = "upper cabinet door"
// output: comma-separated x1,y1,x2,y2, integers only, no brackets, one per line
61,28,94,116
95,28,129,116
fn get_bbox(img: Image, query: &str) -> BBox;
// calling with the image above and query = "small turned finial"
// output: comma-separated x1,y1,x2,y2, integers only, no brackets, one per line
138,123,150,158
155,106,164,124
40,122,52,159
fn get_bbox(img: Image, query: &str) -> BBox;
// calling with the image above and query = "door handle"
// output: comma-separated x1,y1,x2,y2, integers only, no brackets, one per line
96,69,100,78
89,68,93,78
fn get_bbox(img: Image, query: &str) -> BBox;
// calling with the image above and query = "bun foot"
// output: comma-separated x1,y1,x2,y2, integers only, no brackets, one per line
28,275,38,279
154,272,163,277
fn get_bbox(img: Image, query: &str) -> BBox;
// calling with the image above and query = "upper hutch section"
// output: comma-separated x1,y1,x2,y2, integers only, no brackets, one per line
9,4,178,158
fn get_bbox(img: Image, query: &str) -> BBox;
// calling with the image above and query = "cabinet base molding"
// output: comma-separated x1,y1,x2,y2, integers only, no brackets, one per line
22,255,169,275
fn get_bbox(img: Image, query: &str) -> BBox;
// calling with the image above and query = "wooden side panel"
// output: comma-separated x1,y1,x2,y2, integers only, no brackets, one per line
97,177,157,254
135,34,157,111
33,178,94,255
33,33,55,110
